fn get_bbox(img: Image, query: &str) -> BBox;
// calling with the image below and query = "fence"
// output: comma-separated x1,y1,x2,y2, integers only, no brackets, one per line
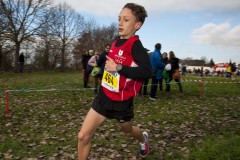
1,76,240,115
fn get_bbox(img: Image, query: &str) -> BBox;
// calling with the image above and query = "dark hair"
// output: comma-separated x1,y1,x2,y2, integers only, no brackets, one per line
123,3,148,24
105,44,111,48
155,43,161,50
162,52,167,56
169,51,176,59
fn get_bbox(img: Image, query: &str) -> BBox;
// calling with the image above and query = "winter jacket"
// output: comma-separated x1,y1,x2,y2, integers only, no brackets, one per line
97,51,108,75
149,49,165,79
170,57,180,72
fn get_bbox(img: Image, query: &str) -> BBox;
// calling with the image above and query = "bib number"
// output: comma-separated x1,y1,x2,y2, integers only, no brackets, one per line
102,70,120,92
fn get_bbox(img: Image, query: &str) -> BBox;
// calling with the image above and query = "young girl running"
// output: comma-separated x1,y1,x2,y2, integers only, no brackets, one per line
78,3,151,159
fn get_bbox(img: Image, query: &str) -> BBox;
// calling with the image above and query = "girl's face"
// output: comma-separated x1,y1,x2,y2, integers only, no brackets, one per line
95,51,99,55
118,8,142,39
162,54,167,58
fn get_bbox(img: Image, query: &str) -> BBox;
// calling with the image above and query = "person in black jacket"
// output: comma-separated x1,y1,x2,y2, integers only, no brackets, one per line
97,44,111,79
19,53,25,73
81,50,91,88
162,52,169,91
139,48,151,96
166,51,183,95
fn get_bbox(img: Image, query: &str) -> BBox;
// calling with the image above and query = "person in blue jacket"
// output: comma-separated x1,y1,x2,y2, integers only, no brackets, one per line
149,43,165,100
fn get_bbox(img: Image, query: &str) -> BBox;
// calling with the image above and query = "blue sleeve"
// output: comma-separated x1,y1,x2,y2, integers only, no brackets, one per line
154,53,165,69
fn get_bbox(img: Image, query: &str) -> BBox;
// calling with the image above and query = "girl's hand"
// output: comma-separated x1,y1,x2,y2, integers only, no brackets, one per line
105,56,117,72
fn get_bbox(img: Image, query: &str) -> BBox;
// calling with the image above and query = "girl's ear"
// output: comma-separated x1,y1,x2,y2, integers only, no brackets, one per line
135,21,142,30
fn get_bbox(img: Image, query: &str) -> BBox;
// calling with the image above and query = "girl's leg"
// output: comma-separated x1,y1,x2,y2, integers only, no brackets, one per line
119,120,145,143
159,78,163,91
175,79,183,93
143,79,149,95
119,120,149,157
84,71,90,88
78,108,106,160
150,78,158,98
166,79,171,92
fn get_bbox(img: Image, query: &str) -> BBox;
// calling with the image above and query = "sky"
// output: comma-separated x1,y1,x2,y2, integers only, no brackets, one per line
54,0,240,65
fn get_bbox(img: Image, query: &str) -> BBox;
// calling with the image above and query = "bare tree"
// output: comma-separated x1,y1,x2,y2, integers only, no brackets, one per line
0,3,6,69
84,17,98,33
33,8,60,71
72,32,93,70
34,38,61,71
0,3,7,33
51,2,85,71
72,22,118,70
0,0,52,72
0,41,15,71
0,4,15,71
92,23,118,49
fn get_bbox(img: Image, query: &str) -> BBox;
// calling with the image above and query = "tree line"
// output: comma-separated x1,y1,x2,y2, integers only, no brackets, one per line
0,0,118,72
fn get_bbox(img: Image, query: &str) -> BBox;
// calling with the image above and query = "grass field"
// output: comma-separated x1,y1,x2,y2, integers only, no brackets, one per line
0,72,240,159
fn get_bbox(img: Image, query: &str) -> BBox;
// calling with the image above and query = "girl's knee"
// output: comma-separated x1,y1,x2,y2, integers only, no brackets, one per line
122,131,131,136
121,128,133,136
78,131,90,144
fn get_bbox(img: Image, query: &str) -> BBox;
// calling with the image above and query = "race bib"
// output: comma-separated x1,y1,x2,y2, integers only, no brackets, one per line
102,70,120,92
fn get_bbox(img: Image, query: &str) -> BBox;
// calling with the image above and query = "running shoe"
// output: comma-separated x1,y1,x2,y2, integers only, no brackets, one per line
139,131,149,158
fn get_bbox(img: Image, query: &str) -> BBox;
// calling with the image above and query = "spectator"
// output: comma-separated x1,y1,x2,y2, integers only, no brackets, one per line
182,65,187,76
226,64,231,78
162,52,170,91
19,53,25,73
231,62,237,79
97,44,111,79
88,49,101,93
81,50,91,88
139,48,151,95
166,51,183,95
149,43,165,100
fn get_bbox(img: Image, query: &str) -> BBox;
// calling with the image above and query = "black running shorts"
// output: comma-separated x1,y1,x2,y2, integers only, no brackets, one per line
92,87,134,123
